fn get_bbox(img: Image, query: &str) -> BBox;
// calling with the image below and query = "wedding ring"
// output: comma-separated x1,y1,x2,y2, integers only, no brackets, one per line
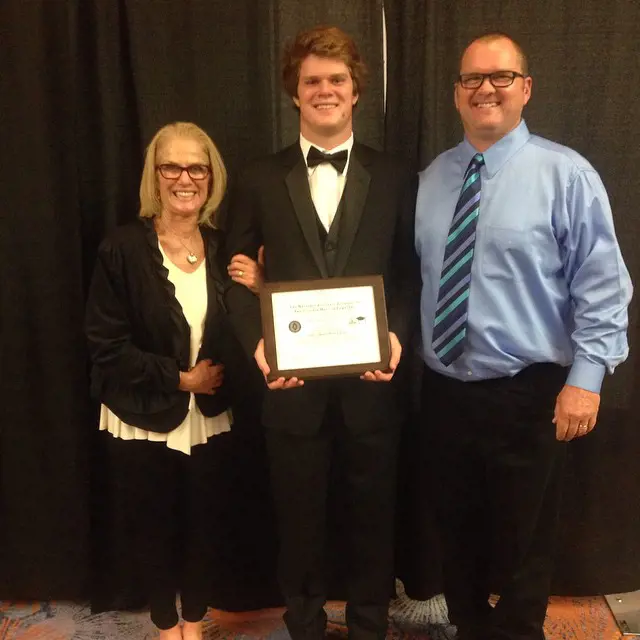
578,423,587,431
238,270,244,276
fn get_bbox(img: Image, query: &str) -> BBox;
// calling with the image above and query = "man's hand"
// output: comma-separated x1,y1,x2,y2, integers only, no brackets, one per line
228,245,265,294
179,359,224,395
255,338,304,390
360,331,401,382
553,384,600,441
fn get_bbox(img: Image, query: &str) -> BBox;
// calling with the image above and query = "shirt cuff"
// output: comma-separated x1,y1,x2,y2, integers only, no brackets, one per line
565,358,606,394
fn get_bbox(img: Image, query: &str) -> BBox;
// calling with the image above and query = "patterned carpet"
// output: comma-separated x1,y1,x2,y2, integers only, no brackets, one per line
0,584,623,639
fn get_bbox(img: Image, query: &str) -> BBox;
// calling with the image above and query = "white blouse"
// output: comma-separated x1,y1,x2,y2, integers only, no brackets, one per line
99,243,232,455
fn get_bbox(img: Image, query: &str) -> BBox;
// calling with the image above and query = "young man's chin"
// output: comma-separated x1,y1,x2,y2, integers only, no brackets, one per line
313,119,351,137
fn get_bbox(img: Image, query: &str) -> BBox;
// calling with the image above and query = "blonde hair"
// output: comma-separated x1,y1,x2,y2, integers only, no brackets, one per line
139,122,227,227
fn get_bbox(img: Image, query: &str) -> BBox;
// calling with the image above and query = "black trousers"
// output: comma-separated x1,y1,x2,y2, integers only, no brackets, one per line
266,400,399,640
421,363,567,640
105,432,231,629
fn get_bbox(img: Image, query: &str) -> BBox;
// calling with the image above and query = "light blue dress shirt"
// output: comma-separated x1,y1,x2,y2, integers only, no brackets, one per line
416,120,632,393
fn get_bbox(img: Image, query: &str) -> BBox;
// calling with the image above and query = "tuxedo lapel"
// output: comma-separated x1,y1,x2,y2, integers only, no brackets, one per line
284,152,329,278
333,149,371,277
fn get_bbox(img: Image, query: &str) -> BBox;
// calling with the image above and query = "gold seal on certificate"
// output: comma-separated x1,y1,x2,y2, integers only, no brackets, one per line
259,275,390,380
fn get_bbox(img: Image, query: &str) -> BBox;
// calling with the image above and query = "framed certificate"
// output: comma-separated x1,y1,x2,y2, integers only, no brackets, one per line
259,275,390,381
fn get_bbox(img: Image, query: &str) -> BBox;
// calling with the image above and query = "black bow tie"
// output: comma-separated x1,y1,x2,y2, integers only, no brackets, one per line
306,146,349,174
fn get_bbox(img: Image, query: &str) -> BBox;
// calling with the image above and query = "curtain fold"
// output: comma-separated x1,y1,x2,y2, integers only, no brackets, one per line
0,0,90,599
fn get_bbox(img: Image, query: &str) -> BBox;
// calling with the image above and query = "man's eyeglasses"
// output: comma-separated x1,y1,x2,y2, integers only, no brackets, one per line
156,164,210,180
457,71,527,90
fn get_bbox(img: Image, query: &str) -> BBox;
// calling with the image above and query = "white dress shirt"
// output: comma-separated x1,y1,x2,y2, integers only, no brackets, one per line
299,133,353,231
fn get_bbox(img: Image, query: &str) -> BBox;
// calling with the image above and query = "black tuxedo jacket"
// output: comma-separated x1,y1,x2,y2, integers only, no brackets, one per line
225,141,418,434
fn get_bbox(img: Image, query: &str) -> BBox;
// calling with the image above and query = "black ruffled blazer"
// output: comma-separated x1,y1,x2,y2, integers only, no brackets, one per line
85,218,258,433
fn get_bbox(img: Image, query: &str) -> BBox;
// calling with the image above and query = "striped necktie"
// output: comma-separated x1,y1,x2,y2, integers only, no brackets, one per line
432,153,484,366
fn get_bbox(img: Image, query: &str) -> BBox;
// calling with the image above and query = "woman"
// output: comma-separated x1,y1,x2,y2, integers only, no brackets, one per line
86,122,262,639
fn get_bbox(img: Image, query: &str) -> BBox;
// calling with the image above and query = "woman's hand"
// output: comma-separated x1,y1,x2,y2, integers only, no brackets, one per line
179,359,224,395
228,245,264,294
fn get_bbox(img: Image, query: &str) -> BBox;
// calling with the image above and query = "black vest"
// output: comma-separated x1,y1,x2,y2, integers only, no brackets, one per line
315,193,345,277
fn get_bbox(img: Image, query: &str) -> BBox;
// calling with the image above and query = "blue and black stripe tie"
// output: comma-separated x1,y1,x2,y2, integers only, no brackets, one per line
432,153,484,366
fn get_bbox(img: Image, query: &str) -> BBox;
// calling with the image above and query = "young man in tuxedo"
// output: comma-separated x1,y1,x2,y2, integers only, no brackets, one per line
225,26,418,640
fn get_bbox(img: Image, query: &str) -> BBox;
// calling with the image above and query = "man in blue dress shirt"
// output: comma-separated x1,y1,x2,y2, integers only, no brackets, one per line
415,33,632,640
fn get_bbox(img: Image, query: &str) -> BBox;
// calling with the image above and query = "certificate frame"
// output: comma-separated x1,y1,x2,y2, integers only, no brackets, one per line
260,275,390,381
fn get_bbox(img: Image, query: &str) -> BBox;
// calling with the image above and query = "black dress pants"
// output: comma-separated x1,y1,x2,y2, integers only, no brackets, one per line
266,399,399,640
105,432,231,629
421,363,567,640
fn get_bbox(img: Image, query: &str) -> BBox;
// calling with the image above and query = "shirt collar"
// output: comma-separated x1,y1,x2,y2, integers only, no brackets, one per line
299,133,354,171
459,119,531,178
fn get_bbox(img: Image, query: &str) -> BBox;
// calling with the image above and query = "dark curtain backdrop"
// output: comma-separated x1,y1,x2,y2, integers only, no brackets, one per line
386,0,640,598
0,0,383,604
1,0,638,607
0,0,91,600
